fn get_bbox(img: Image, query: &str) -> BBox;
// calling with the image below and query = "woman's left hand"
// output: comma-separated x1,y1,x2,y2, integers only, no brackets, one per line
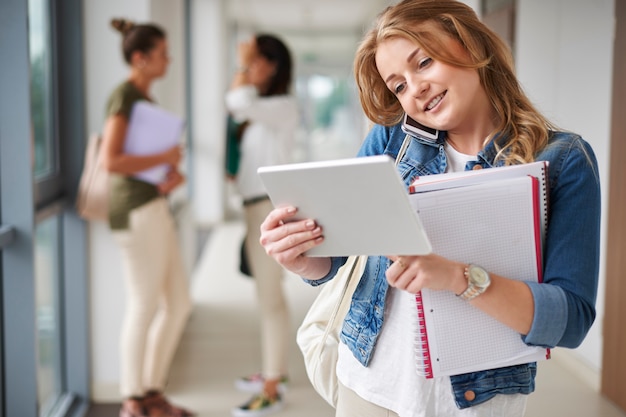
386,254,467,295
157,168,185,195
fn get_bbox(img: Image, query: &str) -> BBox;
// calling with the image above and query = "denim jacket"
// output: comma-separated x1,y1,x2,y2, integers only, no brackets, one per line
304,123,601,409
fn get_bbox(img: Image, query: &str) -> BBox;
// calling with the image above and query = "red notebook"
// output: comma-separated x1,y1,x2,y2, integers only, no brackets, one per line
409,167,550,378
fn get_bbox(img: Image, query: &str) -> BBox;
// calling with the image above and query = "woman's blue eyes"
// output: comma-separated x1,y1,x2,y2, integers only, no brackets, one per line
392,56,432,95
418,57,433,69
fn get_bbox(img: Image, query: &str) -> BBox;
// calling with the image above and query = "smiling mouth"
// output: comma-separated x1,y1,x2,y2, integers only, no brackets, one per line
425,92,446,111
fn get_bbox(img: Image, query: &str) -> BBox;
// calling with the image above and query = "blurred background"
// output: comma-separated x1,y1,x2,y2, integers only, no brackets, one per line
1,0,625,416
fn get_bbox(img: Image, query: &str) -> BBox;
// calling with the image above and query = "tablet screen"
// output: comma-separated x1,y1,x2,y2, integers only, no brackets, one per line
258,155,432,257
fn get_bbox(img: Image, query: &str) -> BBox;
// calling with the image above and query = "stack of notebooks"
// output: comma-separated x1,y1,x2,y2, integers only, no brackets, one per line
408,161,551,378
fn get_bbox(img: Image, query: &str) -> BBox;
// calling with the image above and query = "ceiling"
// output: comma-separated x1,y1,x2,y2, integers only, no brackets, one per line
226,0,395,73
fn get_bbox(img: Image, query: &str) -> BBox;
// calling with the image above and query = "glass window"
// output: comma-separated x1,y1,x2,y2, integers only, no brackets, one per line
1,0,87,413
294,74,364,163
29,0,57,179
34,215,64,416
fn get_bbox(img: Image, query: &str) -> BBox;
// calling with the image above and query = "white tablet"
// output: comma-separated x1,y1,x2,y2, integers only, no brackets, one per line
258,155,432,257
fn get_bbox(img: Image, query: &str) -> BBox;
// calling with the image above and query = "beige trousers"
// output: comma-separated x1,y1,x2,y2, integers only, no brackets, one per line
114,198,192,397
335,381,527,417
336,382,400,417
244,198,290,380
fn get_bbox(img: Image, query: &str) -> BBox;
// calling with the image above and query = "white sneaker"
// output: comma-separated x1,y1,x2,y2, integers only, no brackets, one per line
231,393,283,417
234,373,288,394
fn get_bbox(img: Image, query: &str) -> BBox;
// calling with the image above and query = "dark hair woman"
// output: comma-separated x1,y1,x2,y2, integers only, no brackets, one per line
226,33,299,417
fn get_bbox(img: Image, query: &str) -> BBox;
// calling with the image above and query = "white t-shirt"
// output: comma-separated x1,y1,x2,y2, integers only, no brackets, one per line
225,86,299,200
444,140,476,173
335,142,528,416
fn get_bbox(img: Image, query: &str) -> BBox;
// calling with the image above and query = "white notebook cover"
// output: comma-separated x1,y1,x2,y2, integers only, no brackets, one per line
124,101,186,184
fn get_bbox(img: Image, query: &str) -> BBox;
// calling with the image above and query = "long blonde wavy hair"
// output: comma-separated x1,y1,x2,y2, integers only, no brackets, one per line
354,0,555,164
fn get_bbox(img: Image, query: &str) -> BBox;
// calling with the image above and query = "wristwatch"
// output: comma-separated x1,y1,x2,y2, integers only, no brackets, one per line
458,264,491,301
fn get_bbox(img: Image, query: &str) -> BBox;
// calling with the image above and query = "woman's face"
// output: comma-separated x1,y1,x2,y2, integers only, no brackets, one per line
247,50,277,92
142,38,170,79
375,35,489,134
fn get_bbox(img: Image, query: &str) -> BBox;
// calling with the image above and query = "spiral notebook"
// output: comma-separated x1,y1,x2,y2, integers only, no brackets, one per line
409,161,549,246
409,165,550,379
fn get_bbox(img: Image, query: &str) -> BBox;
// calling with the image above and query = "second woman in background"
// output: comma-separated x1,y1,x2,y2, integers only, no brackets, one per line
226,34,299,417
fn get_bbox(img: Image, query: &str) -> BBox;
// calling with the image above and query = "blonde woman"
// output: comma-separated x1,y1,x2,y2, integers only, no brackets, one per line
258,1,601,416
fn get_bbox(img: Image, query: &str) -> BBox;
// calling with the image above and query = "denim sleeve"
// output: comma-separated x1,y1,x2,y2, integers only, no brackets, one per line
301,256,348,287
523,137,601,348
356,123,395,157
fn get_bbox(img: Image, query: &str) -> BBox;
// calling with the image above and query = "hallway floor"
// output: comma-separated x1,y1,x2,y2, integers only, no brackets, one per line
125,221,625,417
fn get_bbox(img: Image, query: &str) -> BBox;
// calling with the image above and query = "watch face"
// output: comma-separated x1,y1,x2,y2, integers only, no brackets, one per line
470,265,490,287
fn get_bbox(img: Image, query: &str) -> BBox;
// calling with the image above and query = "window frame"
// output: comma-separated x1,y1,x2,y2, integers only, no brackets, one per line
30,0,65,208
0,0,90,415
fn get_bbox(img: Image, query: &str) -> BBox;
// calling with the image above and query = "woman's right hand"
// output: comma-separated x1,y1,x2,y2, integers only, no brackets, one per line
162,144,183,166
237,38,256,69
259,206,331,280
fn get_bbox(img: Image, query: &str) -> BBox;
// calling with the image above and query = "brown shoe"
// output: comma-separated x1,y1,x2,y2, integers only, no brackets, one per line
144,391,195,417
119,398,148,417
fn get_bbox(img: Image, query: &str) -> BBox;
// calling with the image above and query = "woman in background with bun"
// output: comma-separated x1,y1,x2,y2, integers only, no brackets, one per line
103,18,193,417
